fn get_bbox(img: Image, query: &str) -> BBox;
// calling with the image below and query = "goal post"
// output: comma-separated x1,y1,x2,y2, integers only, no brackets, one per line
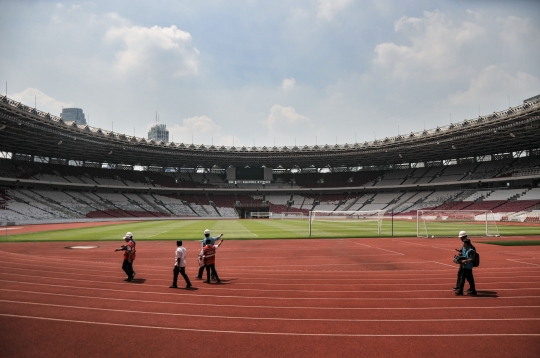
249,212,272,219
417,209,500,238
279,212,304,219
309,210,385,237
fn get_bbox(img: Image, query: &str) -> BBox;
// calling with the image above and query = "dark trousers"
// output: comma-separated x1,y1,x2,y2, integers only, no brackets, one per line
456,266,463,287
458,268,476,293
122,260,134,279
198,265,216,279
197,265,205,278
205,264,220,282
173,266,192,287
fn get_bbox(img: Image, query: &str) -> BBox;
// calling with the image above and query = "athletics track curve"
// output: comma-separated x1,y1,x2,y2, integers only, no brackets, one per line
1,233,540,357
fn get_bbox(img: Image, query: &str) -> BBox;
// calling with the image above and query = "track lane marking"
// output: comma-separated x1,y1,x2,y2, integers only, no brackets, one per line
1,314,539,337
3,279,540,301
3,299,540,323
507,259,540,267
2,273,540,294
3,288,540,311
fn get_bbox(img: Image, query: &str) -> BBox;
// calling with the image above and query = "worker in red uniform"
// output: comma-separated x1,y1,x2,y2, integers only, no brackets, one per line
202,237,224,283
115,235,136,281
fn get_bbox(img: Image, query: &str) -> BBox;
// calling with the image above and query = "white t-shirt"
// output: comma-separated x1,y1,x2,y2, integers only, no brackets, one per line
175,246,187,267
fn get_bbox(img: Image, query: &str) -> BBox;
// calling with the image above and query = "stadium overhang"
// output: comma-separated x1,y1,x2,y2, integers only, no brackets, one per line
1,94,539,170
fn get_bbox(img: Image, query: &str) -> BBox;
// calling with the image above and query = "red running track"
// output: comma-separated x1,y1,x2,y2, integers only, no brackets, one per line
1,237,540,357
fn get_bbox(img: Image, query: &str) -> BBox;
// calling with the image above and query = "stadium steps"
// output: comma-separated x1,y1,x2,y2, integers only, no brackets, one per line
342,195,361,211
26,189,84,218
205,193,222,217
146,194,176,215
121,193,158,217
91,192,136,217
179,196,201,217
8,192,63,219
62,191,116,218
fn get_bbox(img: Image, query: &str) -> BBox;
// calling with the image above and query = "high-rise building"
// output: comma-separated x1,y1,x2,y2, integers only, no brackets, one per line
148,123,169,142
60,108,87,125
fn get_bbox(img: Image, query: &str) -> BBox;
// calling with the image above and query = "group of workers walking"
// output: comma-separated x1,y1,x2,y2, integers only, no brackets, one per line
115,229,223,289
115,228,478,295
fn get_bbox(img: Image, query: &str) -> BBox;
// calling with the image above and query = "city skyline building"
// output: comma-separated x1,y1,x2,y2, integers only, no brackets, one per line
60,108,87,125
148,123,169,142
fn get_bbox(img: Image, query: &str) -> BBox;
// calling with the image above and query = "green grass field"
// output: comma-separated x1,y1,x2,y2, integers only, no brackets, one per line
483,240,540,246
0,218,539,242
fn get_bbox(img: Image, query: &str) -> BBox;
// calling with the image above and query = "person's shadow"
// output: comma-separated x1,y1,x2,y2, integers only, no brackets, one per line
473,291,498,298
127,278,146,284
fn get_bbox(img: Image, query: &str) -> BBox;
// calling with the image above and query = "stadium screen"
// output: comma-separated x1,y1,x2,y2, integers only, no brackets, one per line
236,167,264,180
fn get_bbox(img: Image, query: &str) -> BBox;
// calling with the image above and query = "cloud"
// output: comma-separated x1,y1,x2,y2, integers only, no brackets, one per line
106,25,200,77
447,65,540,108
11,88,73,116
373,10,485,79
164,116,239,146
317,0,354,21
282,78,296,90
263,105,316,144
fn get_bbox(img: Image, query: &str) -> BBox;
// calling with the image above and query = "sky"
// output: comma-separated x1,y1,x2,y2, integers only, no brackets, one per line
1,0,539,148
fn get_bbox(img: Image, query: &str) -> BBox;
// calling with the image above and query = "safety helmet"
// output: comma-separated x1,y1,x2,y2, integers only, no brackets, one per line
125,232,133,238
204,229,211,235
458,231,467,238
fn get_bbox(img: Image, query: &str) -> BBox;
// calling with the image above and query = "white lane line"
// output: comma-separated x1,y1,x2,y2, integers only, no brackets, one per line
507,259,540,267
1,314,539,337
4,289,540,311
3,273,540,294
432,261,457,268
3,299,540,323
4,266,540,287
352,242,404,255
3,279,540,301
148,230,171,238
2,263,540,281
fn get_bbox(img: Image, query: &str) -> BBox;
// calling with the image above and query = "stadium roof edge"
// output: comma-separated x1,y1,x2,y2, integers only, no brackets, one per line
1,94,540,169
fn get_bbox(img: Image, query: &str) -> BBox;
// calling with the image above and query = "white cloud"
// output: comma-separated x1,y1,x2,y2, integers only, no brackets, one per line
282,78,296,90
105,25,199,77
317,0,354,21
447,65,540,108
373,10,485,79
165,116,239,146
11,88,73,116
263,105,315,144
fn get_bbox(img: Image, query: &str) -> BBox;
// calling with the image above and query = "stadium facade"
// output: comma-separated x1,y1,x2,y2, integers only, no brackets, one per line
1,94,539,223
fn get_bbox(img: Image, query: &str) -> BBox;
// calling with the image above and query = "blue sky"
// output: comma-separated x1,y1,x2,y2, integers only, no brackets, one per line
1,0,539,147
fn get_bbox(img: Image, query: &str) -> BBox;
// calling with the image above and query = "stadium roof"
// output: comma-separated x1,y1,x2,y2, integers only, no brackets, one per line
1,94,539,170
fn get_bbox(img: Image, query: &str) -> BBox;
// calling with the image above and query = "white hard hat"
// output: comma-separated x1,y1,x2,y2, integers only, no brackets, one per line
458,231,467,238
204,229,211,235
125,232,133,237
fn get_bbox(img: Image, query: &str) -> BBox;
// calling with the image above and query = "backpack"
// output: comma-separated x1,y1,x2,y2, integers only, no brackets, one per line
467,248,480,268
473,251,480,267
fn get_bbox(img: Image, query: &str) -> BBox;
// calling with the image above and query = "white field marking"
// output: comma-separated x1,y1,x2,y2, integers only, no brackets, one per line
4,264,540,288
507,259,540,267
148,230,171,238
432,261,457,268
2,261,539,280
351,242,404,255
2,299,540,324
3,227,23,231
4,271,540,294
2,278,540,300
3,264,540,288
1,314,540,337
3,289,540,312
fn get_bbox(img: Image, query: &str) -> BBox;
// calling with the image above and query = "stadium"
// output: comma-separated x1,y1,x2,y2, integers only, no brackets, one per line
1,92,540,356
4,0,540,352
1,93,540,237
